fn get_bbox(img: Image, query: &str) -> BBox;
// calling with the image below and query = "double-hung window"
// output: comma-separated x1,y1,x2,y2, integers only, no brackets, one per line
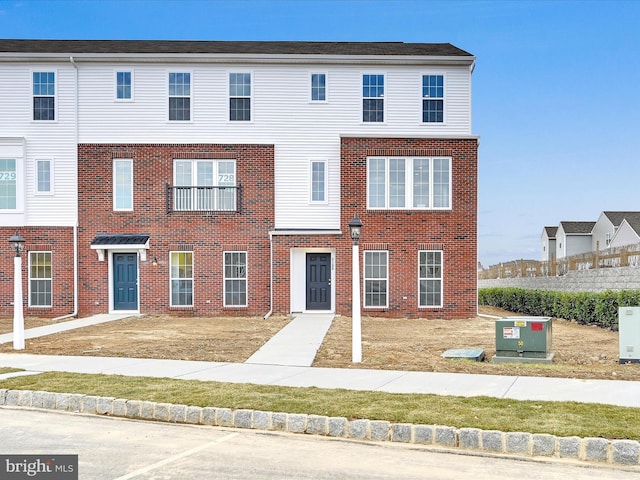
224,251,247,307
422,75,444,123
35,159,53,194
169,72,191,121
229,73,251,121
173,159,236,211
310,160,327,203
419,250,443,307
29,251,52,307
0,158,17,210
364,251,388,308
33,72,55,121
116,71,133,101
310,73,326,102
362,74,384,122
170,251,193,307
113,159,133,211
367,157,451,209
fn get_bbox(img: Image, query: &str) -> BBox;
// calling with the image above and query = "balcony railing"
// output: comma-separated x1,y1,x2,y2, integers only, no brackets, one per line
166,184,241,214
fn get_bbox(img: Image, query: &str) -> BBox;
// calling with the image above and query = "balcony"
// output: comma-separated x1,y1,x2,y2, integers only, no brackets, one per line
166,184,242,214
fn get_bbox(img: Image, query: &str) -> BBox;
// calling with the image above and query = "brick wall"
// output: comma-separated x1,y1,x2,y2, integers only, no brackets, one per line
339,137,478,319
0,226,75,318
78,144,274,317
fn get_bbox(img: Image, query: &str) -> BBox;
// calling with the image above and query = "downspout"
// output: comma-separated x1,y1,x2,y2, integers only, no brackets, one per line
53,56,79,321
263,230,273,319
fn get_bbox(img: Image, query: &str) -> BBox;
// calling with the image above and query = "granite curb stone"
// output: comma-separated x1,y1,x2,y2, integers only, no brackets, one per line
1,389,639,468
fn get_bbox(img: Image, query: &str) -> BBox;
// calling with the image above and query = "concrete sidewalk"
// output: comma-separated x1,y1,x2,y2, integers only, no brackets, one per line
1,352,640,408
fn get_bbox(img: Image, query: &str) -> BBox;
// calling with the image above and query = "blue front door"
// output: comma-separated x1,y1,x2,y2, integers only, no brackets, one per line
113,253,138,310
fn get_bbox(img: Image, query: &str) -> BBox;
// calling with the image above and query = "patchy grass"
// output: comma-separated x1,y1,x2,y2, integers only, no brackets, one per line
1,371,639,440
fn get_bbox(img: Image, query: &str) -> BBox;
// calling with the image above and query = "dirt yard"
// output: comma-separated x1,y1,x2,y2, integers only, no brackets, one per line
0,307,637,381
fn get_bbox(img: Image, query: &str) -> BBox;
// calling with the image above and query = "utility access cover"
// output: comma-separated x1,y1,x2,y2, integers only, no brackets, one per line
441,348,485,362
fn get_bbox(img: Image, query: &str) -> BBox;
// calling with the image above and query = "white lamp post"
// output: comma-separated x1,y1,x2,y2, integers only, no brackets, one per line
348,214,363,363
9,231,26,350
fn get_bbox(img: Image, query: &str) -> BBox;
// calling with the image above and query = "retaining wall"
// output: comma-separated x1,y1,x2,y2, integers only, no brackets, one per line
2,388,639,468
479,266,640,293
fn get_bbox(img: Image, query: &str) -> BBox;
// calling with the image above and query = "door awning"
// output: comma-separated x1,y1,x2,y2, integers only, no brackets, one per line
90,234,150,261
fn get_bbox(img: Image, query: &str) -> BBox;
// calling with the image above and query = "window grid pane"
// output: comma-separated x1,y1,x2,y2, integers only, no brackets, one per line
433,158,450,208
311,161,325,202
364,251,388,308
33,72,55,121
224,251,247,306
170,252,193,306
367,158,386,208
419,251,442,307
117,71,132,99
0,158,17,210
389,158,405,208
173,160,237,212
169,72,190,121
29,252,52,307
311,73,326,101
413,158,429,207
36,160,51,193
362,74,384,122
229,73,251,121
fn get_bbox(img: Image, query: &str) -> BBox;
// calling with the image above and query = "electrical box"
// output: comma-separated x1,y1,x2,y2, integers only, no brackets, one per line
493,317,553,364
619,307,640,364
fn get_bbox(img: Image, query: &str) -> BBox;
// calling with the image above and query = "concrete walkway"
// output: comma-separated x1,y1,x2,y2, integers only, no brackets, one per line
1,312,640,408
245,313,334,366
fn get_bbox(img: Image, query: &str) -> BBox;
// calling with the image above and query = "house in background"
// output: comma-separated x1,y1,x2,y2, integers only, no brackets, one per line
0,39,478,320
591,211,640,251
541,226,557,261
610,216,640,248
555,221,595,259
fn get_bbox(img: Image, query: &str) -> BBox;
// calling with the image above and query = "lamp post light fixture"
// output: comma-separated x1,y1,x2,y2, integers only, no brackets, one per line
348,214,363,363
8,231,26,350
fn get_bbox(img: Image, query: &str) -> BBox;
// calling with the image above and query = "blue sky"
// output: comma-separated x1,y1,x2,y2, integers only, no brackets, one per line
2,0,639,267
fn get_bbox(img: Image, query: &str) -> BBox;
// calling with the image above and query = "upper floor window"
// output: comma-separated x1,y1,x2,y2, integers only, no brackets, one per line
422,75,444,123
229,73,251,121
362,74,384,122
173,159,236,212
367,157,451,210
310,73,326,102
224,251,247,307
169,72,191,121
310,160,327,203
29,251,52,307
113,159,133,211
0,158,17,209
116,71,133,100
33,72,55,121
419,250,443,308
35,159,53,194
364,250,388,308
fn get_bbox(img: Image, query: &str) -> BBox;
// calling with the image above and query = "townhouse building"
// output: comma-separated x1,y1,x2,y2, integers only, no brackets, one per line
0,40,478,320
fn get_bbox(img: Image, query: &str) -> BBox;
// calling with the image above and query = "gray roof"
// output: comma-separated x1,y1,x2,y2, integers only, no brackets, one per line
603,211,640,227
91,234,149,246
621,216,640,236
560,221,596,234
0,39,472,57
544,226,558,238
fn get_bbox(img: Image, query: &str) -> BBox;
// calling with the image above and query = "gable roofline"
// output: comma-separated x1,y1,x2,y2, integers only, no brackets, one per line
603,211,640,227
0,39,475,66
559,221,596,235
543,226,558,238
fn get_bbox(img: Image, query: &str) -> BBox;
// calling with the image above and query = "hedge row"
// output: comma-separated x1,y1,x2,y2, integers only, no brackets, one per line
478,288,640,330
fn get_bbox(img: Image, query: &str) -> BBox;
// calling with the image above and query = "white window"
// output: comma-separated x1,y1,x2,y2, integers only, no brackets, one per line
170,251,193,307
33,71,55,121
422,74,444,123
173,159,236,212
113,159,133,211
367,157,451,210
29,251,52,307
364,251,388,308
169,72,191,121
35,159,53,194
229,73,251,121
115,71,134,101
310,73,327,102
419,250,443,308
224,251,247,307
0,158,18,210
362,74,384,122
310,160,327,203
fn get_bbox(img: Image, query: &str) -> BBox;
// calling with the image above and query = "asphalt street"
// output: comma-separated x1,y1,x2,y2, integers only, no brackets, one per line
0,408,636,480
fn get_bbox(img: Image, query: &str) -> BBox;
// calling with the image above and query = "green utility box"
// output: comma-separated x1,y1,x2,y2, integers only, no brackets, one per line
492,317,554,364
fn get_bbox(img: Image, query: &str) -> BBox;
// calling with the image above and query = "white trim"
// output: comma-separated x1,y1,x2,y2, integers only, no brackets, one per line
113,158,133,211
361,71,386,124
109,250,140,314
363,249,389,309
227,70,253,123
223,250,248,308
309,159,328,204
418,249,444,308
34,158,54,195
290,248,335,314
420,71,447,125
309,71,328,103
30,69,58,123
27,250,52,308
167,70,193,123
169,250,194,308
